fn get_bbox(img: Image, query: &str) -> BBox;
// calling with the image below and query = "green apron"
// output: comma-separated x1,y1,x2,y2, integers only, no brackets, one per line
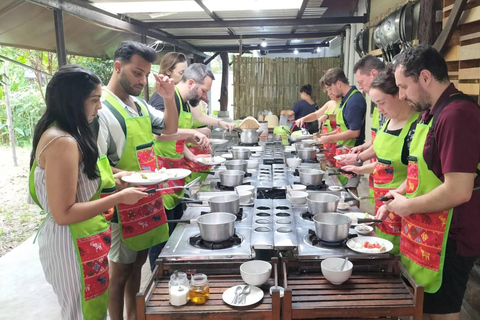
102,90,169,251
154,87,192,210
186,105,212,183
368,106,381,204
372,112,418,254
402,93,479,293
29,155,115,320
334,89,359,185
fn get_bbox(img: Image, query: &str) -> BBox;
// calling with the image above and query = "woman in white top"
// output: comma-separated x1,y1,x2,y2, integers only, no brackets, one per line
29,65,150,319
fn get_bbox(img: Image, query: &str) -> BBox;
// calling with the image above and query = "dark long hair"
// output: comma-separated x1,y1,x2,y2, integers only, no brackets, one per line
30,65,102,180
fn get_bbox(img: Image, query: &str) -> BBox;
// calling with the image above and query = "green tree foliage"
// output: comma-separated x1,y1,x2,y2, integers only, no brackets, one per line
0,46,112,146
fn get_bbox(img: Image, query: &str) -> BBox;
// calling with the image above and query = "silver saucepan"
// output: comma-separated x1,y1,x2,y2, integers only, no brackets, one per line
168,212,237,242
296,147,317,160
219,170,245,187
232,148,251,160
313,212,352,242
299,168,325,185
307,193,339,214
180,194,240,214
225,160,248,172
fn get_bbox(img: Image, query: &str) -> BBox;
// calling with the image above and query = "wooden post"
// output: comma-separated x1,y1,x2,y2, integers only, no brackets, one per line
2,63,18,166
219,52,229,112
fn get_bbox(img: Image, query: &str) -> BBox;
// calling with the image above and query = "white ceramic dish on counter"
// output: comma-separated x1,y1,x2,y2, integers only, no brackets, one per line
221,153,233,160
321,257,353,285
286,184,307,192
247,159,260,169
328,186,343,192
222,285,264,307
237,190,253,204
240,260,272,286
235,185,255,194
286,157,302,169
346,236,393,254
355,225,374,235
286,191,308,204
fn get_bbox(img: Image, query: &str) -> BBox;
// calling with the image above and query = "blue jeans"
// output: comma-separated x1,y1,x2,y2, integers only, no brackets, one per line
148,204,184,271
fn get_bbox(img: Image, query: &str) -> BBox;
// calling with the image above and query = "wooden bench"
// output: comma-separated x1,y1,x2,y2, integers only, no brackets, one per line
137,258,282,320
280,258,424,320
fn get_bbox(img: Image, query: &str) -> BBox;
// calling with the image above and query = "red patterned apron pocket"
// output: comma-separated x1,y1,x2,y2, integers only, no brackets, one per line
185,159,211,172
373,159,395,185
136,142,158,172
406,156,419,194
189,145,209,155
117,192,167,239
77,229,111,300
157,178,186,195
335,146,350,168
175,139,186,154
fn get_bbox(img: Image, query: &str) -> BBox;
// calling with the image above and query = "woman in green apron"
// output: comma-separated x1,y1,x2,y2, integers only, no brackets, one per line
29,66,147,320
341,67,418,253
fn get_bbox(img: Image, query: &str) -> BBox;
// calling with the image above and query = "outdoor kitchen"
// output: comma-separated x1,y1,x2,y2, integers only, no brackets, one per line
136,135,423,320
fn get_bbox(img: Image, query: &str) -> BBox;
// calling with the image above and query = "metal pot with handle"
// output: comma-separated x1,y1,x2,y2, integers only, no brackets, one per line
307,193,339,214
219,170,245,187
232,148,251,160
299,168,325,185
313,212,352,242
180,194,240,214
296,147,317,161
168,212,237,242
225,160,248,172
240,129,259,144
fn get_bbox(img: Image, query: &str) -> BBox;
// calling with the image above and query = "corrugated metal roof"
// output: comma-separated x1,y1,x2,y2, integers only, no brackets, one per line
0,0,361,56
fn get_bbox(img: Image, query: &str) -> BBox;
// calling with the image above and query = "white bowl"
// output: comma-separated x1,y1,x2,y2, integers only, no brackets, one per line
287,184,307,192
237,190,253,204
321,258,353,285
240,260,272,286
235,185,255,194
247,159,260,169
355,225,374,235
286,191,308,204
328,186,343,192
286,157,302,169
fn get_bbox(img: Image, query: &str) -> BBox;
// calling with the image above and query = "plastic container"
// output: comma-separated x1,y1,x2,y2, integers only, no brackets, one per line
169,271,189,306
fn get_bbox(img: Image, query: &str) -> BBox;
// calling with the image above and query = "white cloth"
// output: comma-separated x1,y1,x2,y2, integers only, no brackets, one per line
97,88,165,166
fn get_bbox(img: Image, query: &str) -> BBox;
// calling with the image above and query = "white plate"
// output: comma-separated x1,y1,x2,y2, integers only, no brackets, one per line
301,139,316,144
347,236,393,254
334,155,344,161
221,153,234,160
251,153,261,158
196,156,227,165
328,186,343,192
121,172,169,186
344,212,375,226
155,168,192,180
355,225,374,235
222,285,264,307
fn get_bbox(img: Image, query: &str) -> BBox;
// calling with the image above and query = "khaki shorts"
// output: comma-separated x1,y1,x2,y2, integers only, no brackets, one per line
108,222,138,264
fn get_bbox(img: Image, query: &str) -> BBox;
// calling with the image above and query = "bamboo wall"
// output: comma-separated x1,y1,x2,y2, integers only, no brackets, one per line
232,56,341,119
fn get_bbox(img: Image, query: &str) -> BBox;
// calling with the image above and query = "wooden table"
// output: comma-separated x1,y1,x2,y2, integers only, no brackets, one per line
137,259,282,320
280,258,424,320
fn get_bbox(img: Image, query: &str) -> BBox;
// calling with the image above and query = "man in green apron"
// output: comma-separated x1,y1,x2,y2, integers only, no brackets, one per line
317,68,366,192
148,63,235,270
96,41,178,320
383,45,480,319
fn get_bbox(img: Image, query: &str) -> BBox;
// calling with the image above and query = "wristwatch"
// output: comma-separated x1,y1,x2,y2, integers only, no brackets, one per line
356,154,363,166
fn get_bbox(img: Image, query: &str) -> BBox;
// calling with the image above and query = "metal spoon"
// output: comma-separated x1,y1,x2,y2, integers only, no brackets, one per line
338,257,349,271
232,285,243,304
239,285,251,304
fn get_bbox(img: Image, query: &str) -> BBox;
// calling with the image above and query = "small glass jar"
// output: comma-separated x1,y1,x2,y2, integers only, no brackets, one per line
169,271,189,306
189,273,209,304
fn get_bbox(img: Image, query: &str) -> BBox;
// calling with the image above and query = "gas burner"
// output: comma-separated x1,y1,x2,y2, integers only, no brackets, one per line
244,172,252,178
307,229,343,247
257,188,286,199
293,169,300,177
294,181,328,191
189,233,242,250
200,208,244,221
216,181,251,191
301,211,315,221
239,142,259,147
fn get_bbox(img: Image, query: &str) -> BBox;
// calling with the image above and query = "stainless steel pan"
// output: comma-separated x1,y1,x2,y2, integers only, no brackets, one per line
219,170,245,187
307,193,339,214
181,194,240,214
168,212,237,242
225,160,248,172
313,212,352,242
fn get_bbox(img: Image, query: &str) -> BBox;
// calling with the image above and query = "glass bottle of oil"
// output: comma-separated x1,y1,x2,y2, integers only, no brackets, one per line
189,273,209,304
